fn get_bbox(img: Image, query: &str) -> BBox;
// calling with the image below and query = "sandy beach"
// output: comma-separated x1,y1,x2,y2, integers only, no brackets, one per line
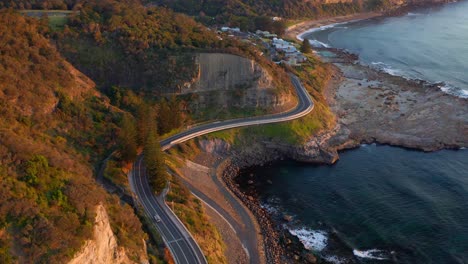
285,12,382,40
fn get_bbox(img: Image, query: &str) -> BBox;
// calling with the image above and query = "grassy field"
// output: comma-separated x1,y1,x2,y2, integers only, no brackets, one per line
48,15,68,31
20,9,74,31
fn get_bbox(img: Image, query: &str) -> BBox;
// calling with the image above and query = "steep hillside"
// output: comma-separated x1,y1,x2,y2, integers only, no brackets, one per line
54,0,294,120
68,204,136,264
182,53,294,120
153,0,451,23
0,11,151,263
56,0,221,93
0,0,82,9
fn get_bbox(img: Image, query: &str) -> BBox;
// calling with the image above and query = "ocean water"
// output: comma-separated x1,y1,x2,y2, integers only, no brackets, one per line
302,1,468,98
241,145,468,263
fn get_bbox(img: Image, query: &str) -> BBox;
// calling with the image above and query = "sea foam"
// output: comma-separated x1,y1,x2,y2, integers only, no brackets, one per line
297,20,355,42
323,255,347,264
287,227,328,251
439,84,468,99
353,249,388,260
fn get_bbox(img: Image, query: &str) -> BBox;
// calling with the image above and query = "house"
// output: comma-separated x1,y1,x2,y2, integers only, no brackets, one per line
285,52,307,63
256,30,278,39
264,33,278,38
221,27,240,32
283,57,299,66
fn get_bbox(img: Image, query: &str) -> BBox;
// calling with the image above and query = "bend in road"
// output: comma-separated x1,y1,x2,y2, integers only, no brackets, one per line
130,74,314,264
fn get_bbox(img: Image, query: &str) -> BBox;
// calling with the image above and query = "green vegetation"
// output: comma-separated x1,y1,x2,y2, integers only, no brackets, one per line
144,131,170,194
166,176,227,264
202,54,336,145
1,1,79,9
119,114,138,163
246,55,336,144
190,105,269,123
154,0,360,19
52,0,293,106
55,0,221,94
103,158,129,189
301,38,312,54
1,0,344,263
152,0,390,28
48,15,68,31
0,10,156,263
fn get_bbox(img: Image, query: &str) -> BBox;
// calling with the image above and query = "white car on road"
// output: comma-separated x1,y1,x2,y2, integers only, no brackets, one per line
154,214,161,222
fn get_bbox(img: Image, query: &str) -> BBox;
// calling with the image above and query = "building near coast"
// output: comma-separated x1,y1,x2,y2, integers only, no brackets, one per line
256,30,278,38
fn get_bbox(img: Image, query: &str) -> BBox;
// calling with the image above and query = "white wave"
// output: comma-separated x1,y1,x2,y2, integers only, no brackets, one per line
288,228,328,251
323,255,347,264
370,62,468,99
260,203,279,214
439,84,468,99
353,249,388,260
308,39,331,48
297,20,359,41
370,61,405,77
382,67,402,76
407,12,421,16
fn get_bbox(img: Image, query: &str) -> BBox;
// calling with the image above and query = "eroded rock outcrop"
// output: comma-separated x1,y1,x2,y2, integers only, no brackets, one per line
183,53,292,110
68,204,147,264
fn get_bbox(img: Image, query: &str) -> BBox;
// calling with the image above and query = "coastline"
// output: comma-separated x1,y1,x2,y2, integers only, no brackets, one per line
285,12,383,40
173,4,467,264
235,3,466,263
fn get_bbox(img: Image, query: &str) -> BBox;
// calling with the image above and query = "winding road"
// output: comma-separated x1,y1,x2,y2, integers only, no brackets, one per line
129,74,314,264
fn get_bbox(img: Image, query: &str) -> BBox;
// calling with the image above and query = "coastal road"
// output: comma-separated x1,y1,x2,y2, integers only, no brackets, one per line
160,74,314,150
130,157,207,264
129,74,314,264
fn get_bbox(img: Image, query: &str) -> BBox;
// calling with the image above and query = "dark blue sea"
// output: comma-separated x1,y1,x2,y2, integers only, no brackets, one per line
301,1,468,98
241,145,467,263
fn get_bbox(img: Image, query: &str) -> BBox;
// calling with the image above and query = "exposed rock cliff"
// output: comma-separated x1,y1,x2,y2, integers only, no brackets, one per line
183,53,292,111
69,204,147,264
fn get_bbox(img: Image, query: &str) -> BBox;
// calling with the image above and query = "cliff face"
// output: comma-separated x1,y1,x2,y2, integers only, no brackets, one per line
183,53,292,111
68,204,147,264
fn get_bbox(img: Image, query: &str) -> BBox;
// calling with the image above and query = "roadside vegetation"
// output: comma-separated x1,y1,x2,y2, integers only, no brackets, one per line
205,54,336,145
0,10,155,263
165,165,227,264
2,0,340,262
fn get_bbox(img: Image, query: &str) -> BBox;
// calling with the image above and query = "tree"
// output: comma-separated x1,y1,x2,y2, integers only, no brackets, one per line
254,16,273,31
136,103,157,146
157,97,183,135
300,38,311,54
144,130,169,194
118,114,137,162
272,20,286,36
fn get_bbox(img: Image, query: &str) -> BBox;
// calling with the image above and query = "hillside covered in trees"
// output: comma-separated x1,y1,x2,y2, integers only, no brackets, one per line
153,0,406,24
0,0,81,10
1,0,276,261
53,0,293,116
55,0,221,94
0,10,159,263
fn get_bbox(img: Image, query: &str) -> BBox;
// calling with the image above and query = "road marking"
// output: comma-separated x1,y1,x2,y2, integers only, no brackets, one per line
190,192,237,235
137,161,192,264
132,74,313,264
169,238,184,243
133,159,190,264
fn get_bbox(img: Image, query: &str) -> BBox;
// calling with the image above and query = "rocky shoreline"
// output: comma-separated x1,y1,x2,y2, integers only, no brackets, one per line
215,3,467,263
220,148,320,263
